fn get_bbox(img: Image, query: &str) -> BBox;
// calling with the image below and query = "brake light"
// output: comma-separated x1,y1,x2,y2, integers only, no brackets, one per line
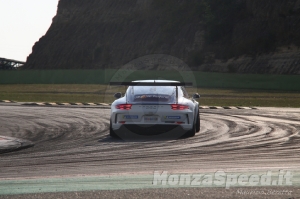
171,104,189,110
116,104,132,110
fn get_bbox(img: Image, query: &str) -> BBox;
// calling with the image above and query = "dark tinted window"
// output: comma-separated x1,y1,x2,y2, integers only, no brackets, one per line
127,86,176,103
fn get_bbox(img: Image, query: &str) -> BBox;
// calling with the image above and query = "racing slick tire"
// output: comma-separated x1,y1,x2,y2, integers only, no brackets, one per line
185,123,196,137
196,111,200,133
110,120,119,138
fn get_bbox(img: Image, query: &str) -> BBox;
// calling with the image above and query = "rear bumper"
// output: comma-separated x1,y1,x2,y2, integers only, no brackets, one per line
112,123,193,131
113,124,190,136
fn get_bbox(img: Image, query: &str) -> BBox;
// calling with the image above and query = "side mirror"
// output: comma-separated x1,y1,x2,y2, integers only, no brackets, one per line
114,92,122,99
193,93,200,99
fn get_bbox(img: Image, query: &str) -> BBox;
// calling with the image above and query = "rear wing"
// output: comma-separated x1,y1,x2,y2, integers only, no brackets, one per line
109,82,193,86
109,81,193,104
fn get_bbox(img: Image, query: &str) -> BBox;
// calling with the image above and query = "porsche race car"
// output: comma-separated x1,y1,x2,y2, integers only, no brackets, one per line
109,80,200,138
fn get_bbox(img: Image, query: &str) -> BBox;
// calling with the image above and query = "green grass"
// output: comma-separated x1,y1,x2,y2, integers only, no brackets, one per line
0,84,112,103
198,88,300,107
1,84,300,107
1,70,299,107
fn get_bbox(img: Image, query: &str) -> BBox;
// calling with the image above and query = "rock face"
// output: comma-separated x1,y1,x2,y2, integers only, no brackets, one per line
25,0,300,74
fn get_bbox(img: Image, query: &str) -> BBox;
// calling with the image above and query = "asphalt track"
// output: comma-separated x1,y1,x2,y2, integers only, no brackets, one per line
0,105,300,198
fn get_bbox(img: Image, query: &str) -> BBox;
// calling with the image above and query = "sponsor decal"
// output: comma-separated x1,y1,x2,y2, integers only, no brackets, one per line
123,115,138,119
165,116,181,120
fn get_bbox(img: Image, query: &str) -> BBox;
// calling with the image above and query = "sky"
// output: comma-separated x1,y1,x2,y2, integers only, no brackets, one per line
0,0,59,61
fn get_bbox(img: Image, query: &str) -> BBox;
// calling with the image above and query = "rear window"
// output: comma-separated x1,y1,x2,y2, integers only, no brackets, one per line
133,94,171,102
127,86,176,103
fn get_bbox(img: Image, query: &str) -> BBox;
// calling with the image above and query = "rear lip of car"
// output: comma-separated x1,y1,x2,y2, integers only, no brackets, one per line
115,124,190,135
112,123,193,131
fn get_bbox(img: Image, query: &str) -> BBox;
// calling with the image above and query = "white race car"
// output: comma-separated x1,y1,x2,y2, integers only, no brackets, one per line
109,80,200,138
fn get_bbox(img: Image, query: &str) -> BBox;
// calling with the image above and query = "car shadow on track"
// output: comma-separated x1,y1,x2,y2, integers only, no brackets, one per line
98,134,191,143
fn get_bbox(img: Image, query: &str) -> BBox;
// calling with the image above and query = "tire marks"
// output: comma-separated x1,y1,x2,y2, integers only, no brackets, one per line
0,106,300,179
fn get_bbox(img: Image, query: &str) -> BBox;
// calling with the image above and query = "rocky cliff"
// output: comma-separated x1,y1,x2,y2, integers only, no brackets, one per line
24,0,300,74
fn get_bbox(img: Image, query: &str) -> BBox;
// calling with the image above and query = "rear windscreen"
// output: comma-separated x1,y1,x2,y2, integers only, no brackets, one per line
127,86,176,103
133,94,171,102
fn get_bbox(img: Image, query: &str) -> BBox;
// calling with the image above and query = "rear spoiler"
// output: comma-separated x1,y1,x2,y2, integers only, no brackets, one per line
110,81,193,104
109,82,193,86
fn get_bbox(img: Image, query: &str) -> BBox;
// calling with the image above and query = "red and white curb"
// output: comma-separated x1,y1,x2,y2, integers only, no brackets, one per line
0,100,15,103
200,106,257,110
0,100,257,110
20,103,256,109
21,102,110,106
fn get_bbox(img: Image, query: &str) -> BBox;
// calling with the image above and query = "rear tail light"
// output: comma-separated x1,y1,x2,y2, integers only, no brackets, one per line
116,104,132,110
171,104,189,110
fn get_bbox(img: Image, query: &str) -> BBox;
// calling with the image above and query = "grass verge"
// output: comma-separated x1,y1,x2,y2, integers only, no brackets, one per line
1,84,300,107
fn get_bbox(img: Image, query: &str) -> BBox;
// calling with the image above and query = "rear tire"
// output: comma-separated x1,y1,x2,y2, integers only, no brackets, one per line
196,111,200,133
185,123,196,137
110,120,119,138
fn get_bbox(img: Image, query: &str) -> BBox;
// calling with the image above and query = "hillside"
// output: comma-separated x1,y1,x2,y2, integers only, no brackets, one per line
24,0,300,74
